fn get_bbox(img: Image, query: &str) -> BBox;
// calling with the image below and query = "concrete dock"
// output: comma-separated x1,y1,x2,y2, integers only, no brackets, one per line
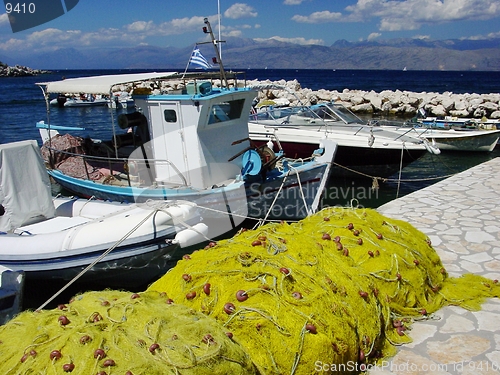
371,157,500,374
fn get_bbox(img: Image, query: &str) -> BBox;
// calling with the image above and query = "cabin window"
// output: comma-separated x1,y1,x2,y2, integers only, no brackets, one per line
164,109,177,123
208,99,245,124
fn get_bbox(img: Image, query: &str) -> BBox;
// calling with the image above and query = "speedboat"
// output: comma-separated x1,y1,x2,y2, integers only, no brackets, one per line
0,140,210,287
35,20,337,221
248,99,439,179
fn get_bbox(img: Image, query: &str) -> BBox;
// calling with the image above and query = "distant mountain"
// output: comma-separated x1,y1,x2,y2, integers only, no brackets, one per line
5,37,500,71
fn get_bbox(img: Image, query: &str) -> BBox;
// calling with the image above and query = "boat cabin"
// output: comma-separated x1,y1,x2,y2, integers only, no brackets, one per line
132,80,257,190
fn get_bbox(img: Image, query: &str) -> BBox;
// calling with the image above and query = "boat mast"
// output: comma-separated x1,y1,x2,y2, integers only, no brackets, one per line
203,17,228,88
217,0,222,59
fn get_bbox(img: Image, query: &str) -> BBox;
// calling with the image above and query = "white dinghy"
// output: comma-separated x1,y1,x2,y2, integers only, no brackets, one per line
0,140,208,287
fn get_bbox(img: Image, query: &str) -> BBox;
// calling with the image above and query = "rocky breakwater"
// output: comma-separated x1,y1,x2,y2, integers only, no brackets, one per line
248,78,500,119
0,62,49,77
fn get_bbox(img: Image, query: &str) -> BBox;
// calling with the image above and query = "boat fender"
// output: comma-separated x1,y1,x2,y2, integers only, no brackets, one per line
175,223,209,248
241,149,262,177
423,139,441,155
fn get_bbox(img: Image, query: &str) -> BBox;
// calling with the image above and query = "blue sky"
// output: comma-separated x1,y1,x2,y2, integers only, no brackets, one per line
1,0,499,56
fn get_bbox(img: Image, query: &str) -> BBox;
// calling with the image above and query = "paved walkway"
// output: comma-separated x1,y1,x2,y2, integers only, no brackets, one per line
372,157,500,375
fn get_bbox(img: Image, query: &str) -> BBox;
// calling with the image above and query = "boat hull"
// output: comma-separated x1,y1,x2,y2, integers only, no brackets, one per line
48,161,332,221
250,139,427,179
245,162,330,220
0,239,179,287
390,127,500,152
423,132,500,152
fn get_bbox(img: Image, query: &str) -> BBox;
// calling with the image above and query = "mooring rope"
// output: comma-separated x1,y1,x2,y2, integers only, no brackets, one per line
36,208,160,311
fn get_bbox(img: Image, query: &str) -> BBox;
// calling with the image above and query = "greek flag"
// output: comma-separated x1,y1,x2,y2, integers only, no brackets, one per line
189,47,212,70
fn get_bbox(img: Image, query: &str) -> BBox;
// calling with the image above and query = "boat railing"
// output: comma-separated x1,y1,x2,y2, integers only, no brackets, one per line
43,146,189,187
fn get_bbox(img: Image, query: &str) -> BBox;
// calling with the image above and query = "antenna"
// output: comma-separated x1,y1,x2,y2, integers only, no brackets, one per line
202,18,228,88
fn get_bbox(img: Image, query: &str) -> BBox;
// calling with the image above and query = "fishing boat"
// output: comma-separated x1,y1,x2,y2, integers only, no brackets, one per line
416,114,500,130
248,98,438,179
0,266,24,325
0,140,211,287
35,20,337,221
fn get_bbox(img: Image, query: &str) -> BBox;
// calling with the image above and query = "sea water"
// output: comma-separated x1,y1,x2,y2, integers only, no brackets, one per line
1,69,499,307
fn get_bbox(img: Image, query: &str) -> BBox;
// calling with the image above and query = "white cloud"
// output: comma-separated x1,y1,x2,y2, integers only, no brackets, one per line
0,13,10,26
367,32,381,41
412,34,431,40
224,3,258,19
225,30,243,37
283,0,306,4
126,21,155,33
0,38,26,51
292,10,343,23
0,15,219,53
345,0,500,31
289,0,500,33
255,36,324,45
462,30,500,40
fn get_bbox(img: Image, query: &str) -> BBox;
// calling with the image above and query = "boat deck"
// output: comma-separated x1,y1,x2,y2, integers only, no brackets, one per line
374,157,500,374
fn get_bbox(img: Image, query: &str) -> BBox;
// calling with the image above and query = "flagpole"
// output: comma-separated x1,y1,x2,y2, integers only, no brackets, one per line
218,0,222,59
182,45,195,79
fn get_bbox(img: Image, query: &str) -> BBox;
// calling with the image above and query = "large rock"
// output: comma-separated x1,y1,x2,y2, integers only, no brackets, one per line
441,96,455,111
428,104,447,116
351,103,373,113
490,110,500,119
0,63,49,77
248,78,499,119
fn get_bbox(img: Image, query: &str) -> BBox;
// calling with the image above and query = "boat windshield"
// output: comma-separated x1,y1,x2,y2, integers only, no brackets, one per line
252,107,299,121
208,99,246,124
329,104,364,124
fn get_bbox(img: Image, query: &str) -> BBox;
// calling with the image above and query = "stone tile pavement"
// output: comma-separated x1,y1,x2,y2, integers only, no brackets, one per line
372,157,500,375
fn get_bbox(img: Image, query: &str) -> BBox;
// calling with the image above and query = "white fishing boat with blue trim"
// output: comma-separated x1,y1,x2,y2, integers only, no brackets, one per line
35,19,337,221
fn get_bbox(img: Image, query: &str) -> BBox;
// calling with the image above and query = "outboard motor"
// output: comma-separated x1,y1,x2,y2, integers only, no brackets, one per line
117,112,150,145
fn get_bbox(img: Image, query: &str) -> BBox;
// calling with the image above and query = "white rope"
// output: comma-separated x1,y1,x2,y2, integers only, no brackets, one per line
255,172,290,229
396,142,405,198
36,208,159,311
289,165,312,217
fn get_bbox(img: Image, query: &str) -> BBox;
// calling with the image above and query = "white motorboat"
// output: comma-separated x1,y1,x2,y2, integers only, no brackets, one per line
0,140,210,287
50,93,108,107
35,20,337,221
107,91,135,109
248,100,438,179
418,115,499,130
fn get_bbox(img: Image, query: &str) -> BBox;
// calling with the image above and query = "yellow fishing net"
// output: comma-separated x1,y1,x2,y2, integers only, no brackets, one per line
148,207,500,374
1,207,499,375
0,290,256,375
